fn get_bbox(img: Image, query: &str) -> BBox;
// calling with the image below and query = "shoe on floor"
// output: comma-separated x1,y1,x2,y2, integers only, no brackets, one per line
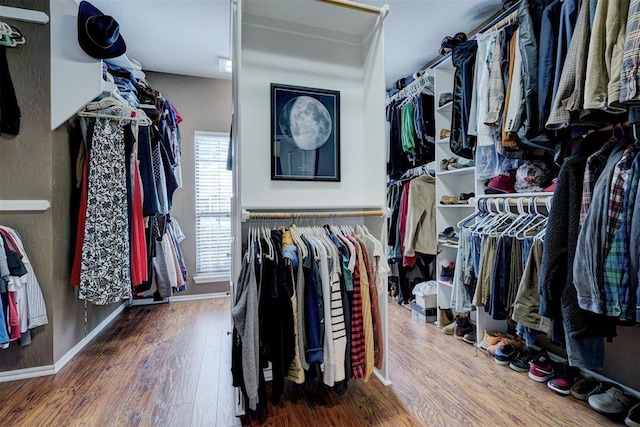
571,377,601,401
547,362,581,395
479,330,507,350
494,344,519,366
588,386,634,418
488,335,524,355
462,329,476,345
528,352,555,382
435,307,454,328
626,403,640,427
509,347,539,372
442,321,456,335
453,312,473,340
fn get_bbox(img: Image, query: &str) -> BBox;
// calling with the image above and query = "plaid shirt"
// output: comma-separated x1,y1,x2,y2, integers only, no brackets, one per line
580,137,620,225
349,255,365,380
603,151,640,319
604,144,640,251
546,0,590,129
620,0,640,103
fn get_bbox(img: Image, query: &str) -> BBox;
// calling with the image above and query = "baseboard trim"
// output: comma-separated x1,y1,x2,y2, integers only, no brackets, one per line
169,292,230,302
375,369,392,386
0,302,127,383
53,302,127,373
0,364,56,383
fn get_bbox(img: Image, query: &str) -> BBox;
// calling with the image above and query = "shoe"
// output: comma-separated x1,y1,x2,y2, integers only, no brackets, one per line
438,91,453,106
479,331,507,350
547,362,581,395
435,306,454,328
495,344,519,366
487,335,524,355
440,157,457,171
509,347,539,372
458,192,475,201
438,226,455,241
439,128,451,140
626,403,640,427
446,235,459,245
528,352,555,382
589,387,634,418
453,312,473,340
442,321,456,335
462,328,476,345
571,377,601,401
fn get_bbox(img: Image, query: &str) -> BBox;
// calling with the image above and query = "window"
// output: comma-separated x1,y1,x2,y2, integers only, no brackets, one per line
195,131,232,279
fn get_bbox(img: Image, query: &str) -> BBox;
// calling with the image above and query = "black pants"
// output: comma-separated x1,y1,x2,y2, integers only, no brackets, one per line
450,40,477,159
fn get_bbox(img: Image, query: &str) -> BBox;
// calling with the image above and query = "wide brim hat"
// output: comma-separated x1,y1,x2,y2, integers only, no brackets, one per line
77,1,126,60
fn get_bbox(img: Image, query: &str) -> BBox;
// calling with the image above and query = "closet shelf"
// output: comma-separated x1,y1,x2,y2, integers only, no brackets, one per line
437,203,474,209
438,242,459,249
436,101,452,112
0,200,51,212
437,167,475,177
0,6,49,24
437,280,454,288
436,137,450,145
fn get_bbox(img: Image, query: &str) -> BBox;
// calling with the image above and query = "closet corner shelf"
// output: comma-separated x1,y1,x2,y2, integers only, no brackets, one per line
438,242,459,249
437,167,475,177
0,200,51,212
475,192,554,199
437,280,454,288
436,137,450,145
436,101,452,112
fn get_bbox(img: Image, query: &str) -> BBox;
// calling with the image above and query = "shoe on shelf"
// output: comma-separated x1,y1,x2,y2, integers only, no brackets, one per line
479,331,507,350
447,159,475,170
438,226,455,242
439,128,451,140
446,235,459,245
495,344,520,366
588,386,635,418
528,352,556,383
442,321,456,335
547,362,581,395
626,403,640,427
509,347,539,372
453,312,473,340
570,377,602,401
435,307,455,328
440,157,457,171
440,265,454,282
462,328,476,345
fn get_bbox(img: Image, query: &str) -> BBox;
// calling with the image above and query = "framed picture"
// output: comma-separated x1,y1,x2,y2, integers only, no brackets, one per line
271,83,340,181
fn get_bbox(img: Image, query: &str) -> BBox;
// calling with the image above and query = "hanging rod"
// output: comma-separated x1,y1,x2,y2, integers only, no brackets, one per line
242,209,385,221
315,0,388,17
0,6,49,24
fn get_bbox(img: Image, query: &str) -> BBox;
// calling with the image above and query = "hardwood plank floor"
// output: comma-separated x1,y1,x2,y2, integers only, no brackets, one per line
0,298,624,426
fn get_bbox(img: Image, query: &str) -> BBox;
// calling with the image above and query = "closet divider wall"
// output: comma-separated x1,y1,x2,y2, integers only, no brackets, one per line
232,0,390,415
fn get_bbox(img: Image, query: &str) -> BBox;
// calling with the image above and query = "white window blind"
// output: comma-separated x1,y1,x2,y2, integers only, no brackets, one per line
195,131,232,278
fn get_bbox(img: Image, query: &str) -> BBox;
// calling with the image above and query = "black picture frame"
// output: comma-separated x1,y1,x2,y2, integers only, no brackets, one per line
271,83,340,181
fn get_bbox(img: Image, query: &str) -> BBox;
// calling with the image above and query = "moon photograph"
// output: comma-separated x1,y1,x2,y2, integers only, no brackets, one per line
271,84,340,181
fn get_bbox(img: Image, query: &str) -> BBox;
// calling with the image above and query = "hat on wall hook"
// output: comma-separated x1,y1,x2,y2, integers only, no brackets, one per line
77,1,126,59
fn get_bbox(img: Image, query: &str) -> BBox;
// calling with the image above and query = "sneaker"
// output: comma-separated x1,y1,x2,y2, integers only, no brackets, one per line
435,307,454,328
495,344,519,366
570,377,601,401
462,329,476,345
438,227,455,241
588,387,634,418
442,321,456,335
509,347,539,372
453,312,473,340
547,362,581,395
479,331,507,350
528,352,555,382
487,335,524,355
626,403,640,427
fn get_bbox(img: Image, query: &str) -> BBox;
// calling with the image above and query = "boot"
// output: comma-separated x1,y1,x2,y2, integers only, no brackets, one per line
454,312,474,340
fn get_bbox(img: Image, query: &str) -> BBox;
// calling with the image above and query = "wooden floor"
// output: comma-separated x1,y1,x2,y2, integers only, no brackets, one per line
0,297,620,426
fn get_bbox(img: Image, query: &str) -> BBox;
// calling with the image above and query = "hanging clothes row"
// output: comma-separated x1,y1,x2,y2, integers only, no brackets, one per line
0,225,48,348
232,222,388,412
386,74,436,179
69,73,187,306
386,166,437,303
0,20,25,137
540,129,640,371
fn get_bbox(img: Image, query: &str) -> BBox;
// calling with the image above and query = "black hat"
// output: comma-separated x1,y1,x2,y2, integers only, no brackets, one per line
77,1,126,59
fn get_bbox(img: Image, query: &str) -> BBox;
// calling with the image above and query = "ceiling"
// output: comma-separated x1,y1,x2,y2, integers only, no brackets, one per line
88,0,502,88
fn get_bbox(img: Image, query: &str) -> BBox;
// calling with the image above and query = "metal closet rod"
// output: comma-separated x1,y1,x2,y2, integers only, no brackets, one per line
315,0,383,15
245,210,385,220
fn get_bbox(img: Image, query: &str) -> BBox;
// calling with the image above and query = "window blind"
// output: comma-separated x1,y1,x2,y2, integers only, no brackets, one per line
195,131,232,277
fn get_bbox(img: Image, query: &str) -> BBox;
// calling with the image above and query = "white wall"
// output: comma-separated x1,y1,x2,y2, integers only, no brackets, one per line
239,23,386,210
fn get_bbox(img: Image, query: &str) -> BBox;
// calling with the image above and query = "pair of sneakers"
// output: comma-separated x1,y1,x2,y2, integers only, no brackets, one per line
519,349,581,395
